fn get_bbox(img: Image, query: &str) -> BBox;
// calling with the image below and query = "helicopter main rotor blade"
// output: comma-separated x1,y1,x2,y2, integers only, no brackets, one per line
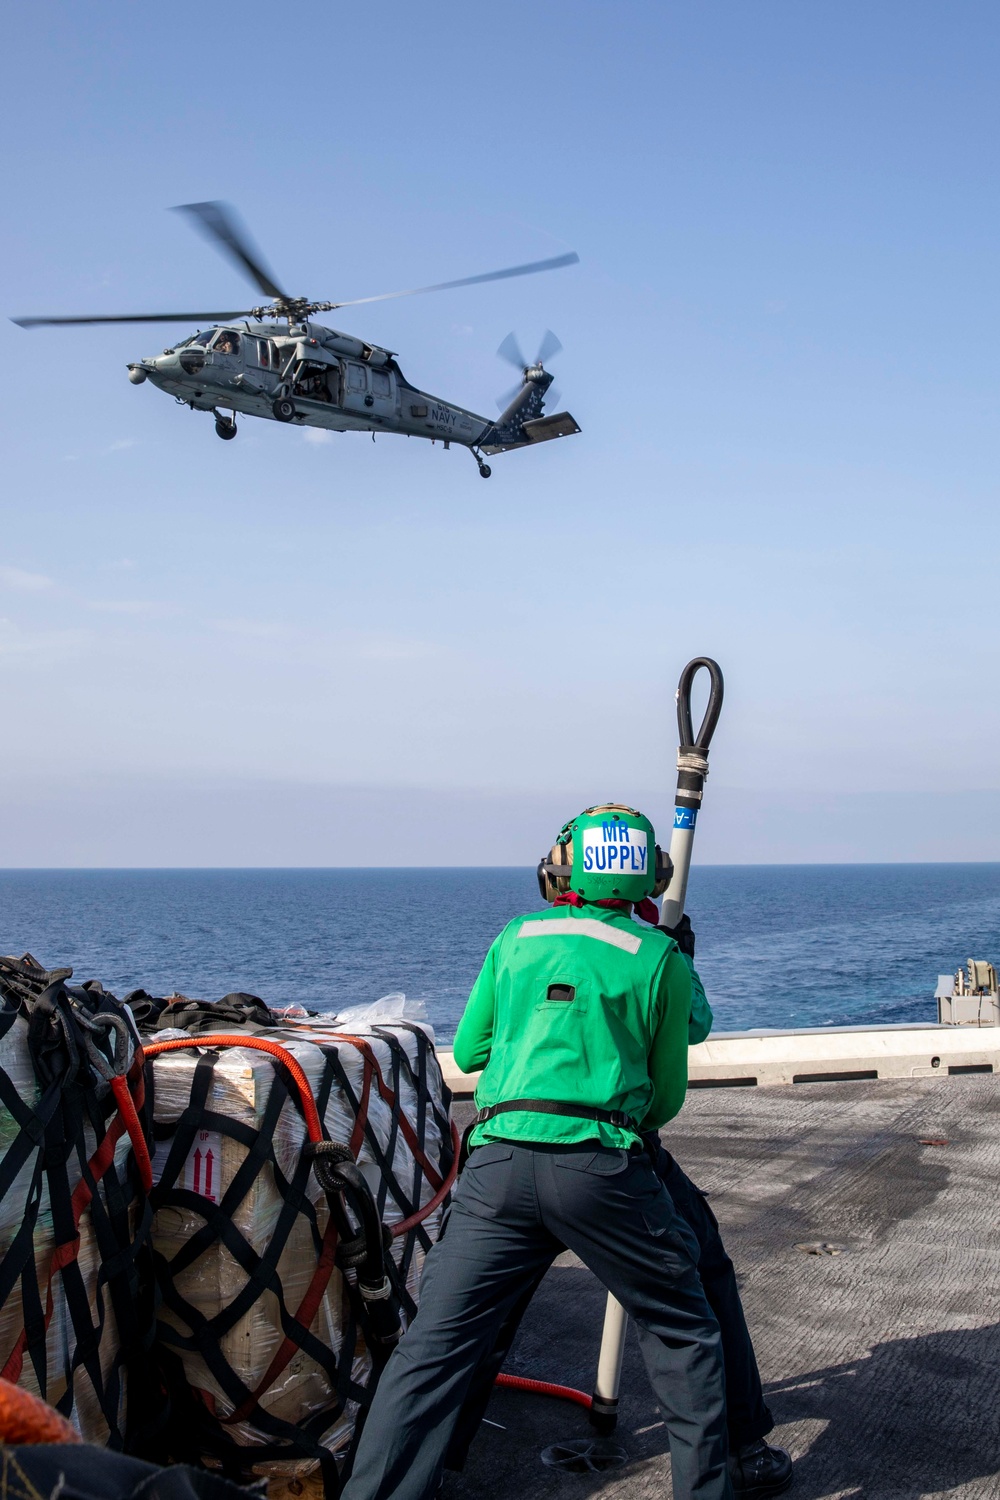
12,310,255,328
173,201,288,302
329,251,579,310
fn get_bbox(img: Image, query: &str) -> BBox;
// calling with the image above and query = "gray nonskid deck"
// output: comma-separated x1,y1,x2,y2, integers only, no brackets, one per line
447,1077,1000,1500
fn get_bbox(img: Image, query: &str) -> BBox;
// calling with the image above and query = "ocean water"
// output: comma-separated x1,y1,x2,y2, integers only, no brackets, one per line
0,864,997,1040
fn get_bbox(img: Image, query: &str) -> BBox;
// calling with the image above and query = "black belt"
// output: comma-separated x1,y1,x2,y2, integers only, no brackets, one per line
473,1098,640,1133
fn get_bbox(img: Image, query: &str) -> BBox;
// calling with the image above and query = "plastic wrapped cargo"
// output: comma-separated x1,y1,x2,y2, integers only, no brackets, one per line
0,960,150,1447
146,1018,456,1481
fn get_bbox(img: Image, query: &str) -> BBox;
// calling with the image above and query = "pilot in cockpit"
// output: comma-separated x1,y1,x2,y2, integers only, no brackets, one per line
214,330,240,356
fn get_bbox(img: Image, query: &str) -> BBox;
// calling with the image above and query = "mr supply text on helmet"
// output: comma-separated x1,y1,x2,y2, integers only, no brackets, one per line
580,820,648,876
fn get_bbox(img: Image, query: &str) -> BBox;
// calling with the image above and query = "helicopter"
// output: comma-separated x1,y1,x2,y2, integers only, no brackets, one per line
13,202,581,479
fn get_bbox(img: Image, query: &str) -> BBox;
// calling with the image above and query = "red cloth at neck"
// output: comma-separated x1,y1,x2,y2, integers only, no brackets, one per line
553,891,661,927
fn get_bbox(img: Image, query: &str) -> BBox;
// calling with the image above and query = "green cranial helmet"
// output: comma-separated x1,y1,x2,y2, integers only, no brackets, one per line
562,804,659,902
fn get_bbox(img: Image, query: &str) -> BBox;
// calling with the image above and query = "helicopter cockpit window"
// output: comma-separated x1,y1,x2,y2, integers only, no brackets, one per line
192,331,215,346
213,330,241,357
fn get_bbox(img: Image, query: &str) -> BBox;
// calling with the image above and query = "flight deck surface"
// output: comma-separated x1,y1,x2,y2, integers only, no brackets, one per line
449,1076,999,1500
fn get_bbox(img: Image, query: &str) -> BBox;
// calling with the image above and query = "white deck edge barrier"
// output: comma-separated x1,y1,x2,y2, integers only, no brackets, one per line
438,1023,1000,1096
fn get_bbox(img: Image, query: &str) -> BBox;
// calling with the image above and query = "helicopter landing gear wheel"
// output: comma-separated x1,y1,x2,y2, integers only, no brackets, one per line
215,417,237,440
272,396,296,423
478,462,492,478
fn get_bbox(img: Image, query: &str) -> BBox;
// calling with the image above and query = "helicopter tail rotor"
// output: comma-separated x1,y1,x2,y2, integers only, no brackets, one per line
495,330,563,409
484,326,579,452
497,329,562,373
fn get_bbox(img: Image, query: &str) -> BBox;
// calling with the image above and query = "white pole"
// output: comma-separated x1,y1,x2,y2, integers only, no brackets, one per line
589,1293,628,1432
660,821,696,932
588,659,724,1432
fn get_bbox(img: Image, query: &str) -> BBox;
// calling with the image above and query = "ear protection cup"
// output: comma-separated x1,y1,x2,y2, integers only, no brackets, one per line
536,836,574,903
651,845,674,899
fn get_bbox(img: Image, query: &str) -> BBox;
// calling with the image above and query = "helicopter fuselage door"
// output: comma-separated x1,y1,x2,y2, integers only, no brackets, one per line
341,361,370,415
369,366,396,421
246,336,277,391
341,361,396,422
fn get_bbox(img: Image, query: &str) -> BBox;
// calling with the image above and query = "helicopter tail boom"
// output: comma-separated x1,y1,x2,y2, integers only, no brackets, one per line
478,370,580,453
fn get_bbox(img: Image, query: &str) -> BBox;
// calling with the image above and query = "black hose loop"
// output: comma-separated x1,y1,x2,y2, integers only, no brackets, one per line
305,1141,389,1283
336,1233,369,1270
305,1138,356,1195
676,658,724,753
304,1141,404,1353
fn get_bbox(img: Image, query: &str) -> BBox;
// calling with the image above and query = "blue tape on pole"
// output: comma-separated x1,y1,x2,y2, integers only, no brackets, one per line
674,806,698,830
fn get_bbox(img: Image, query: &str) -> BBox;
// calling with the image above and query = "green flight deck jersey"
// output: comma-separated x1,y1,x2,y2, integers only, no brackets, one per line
453,902,712,1151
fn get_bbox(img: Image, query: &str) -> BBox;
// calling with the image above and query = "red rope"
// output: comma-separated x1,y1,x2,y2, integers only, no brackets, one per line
348,1049,375,1159
142,1035,325,1142
390,1120,461,1239
495,1372,592,1410
142,1032,457,1224
0,1375,83,1444
330,1034,445,1190
224,1214,341,1425
110,1074,153,1192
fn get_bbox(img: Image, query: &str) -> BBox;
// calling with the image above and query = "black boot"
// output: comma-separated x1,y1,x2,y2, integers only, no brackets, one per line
728,1438,793,1496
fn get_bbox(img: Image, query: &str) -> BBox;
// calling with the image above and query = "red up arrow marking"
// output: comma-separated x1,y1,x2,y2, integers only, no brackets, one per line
192,1149,202,1194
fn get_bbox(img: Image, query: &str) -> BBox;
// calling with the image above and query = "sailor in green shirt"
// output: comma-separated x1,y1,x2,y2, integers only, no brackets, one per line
455,893,711,1151
343,803,735,1500
445,912,791,1499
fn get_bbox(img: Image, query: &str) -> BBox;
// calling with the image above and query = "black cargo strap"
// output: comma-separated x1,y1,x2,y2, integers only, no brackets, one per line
474,1098,640,1133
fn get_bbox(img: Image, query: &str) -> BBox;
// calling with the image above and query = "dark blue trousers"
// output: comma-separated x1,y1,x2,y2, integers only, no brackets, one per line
444,1138,773,1469
341,1142,732,1500
647,1139,774,1449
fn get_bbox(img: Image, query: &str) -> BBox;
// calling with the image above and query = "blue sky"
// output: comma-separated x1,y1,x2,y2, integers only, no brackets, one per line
1,1,998,864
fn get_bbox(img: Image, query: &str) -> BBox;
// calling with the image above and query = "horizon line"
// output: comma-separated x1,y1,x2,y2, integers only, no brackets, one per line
0,860,998,873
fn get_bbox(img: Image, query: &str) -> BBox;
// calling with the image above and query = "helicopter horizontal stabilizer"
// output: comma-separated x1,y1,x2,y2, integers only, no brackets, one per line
522,412,581,442
480,409,580,455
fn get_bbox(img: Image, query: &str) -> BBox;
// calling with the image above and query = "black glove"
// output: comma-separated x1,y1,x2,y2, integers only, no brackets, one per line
663,913,695,958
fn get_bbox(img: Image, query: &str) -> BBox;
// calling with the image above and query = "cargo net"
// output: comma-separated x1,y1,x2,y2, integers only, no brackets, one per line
0,956,153,1449
144,1018,457,1489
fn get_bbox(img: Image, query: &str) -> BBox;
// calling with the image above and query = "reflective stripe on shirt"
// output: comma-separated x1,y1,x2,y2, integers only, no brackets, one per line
517,917,642,956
